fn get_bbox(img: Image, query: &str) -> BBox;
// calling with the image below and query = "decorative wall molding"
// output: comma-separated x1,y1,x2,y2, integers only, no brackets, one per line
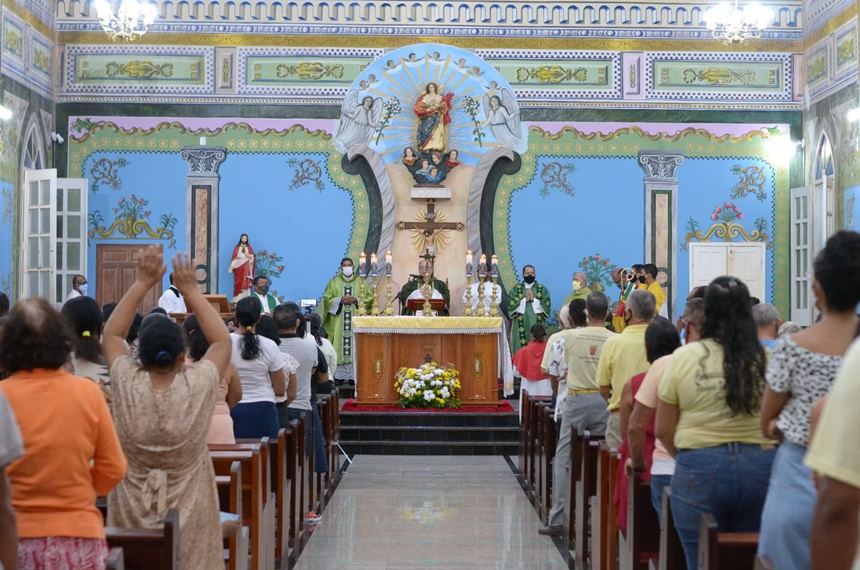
1,9,53,99
55,0,802,41
805,16,858,105
180,146,228,176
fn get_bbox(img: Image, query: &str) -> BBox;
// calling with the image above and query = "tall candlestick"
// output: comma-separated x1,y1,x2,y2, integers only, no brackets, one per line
385,250,393,277
478,254,487,278
466,249,473,277
359,252,367,277
490,254,499,278
370,253,378,276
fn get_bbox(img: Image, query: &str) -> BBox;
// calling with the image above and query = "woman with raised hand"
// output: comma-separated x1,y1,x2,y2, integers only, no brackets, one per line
0,297,126,570
655,276,775,570
102,246,231,570
757,230,860,570
229,296,286,438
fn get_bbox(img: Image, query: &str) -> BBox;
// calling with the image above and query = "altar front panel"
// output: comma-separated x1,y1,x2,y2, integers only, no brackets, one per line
353,317,502,406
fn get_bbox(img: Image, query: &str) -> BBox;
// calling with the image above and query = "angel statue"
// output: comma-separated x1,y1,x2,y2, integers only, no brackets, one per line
414,82,454,153
334,91,383,153
482,89,522,149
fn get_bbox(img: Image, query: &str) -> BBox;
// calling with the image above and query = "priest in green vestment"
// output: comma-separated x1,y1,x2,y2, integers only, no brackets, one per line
507,264,552,354
397,259,450,315
560,272,592,308
320,257,372,383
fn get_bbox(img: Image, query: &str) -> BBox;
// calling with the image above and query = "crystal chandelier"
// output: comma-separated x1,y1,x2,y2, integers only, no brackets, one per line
94,0,157,42
704,0,773,44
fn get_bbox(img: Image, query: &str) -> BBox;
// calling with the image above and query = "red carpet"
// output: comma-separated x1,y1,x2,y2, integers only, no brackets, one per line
341,399,515,413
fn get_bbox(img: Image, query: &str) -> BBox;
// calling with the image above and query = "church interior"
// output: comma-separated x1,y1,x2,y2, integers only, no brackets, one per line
1,0,859,568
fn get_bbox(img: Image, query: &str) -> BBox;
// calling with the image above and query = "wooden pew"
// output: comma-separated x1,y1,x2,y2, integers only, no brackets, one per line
592,442,620,570
658,487,686,570
567,427,585,549
210,445,275,570
215,460,250,570
106,547,124,570
105,508,179,570
518,389,531,478
574,431,604,568
698,513,758,570
537,401,556,522
619,472,660,570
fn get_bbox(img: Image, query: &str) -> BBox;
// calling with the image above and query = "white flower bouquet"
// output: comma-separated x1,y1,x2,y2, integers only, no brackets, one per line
394,361,461,409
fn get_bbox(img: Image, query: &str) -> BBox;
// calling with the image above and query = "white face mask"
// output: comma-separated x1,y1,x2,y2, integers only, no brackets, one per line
79,283,88,295
342,266,354,277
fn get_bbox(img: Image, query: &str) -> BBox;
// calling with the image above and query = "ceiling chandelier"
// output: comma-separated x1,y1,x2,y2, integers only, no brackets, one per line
704,0,773,44
94,0,157,42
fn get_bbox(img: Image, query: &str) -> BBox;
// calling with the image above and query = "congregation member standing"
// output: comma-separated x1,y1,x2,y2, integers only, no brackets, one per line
640,263,666,316
229,296,286,438
1,297,126,569
597,289,655,449
254,315,299,429
61,295,111,401
656,276,775,570
540,292,615,537
512,324,551,419
758,231,860,570
182,314,244,445
753,303,782,350
0,390,22,569
103,247,233,570
508,264,551,354
65,274,88,301
320,258,372,384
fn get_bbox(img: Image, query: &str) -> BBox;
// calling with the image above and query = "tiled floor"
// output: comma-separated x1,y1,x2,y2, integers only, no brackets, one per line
294,455,568,569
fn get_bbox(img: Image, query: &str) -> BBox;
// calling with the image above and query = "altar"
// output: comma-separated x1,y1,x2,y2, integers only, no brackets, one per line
352,316,513,406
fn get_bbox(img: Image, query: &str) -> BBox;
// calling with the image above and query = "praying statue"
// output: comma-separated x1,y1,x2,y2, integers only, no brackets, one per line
227,233,254,300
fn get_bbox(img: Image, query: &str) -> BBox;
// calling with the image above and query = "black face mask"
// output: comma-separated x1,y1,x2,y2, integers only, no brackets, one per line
638,275,647,284
258,285,270,294
523,275,536,284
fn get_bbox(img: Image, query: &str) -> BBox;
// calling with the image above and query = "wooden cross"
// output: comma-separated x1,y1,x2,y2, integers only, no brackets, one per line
395,199,465,252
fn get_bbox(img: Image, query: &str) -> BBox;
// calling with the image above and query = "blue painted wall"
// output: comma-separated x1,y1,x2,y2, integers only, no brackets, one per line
0,180,13,295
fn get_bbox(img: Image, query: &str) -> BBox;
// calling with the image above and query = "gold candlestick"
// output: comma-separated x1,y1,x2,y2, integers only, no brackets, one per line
488,276,500,318
476,278,487,317
421,274,433,316
384,274,394,316
464,274,474,317
356,278,368,316
370,276,382,316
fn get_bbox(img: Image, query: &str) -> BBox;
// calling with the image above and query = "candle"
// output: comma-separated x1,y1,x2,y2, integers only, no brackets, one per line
466,249,473,277
491,254,499,278
359,252,367,276
478,254,487,277
370,253,378,275
385,250,392,276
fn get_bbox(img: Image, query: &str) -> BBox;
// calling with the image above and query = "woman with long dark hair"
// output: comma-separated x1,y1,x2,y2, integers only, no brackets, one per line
61,296,111,401
229,296,286,438
757,231,860,570
254,315,299,429
102,247,232,569
655,276,775,570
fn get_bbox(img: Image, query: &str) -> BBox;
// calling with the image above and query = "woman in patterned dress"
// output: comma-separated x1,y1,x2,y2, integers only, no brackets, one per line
102,246,232,570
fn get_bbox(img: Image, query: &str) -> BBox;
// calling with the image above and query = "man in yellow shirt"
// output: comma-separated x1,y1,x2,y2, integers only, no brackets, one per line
641,263,666,315
597,289,655,449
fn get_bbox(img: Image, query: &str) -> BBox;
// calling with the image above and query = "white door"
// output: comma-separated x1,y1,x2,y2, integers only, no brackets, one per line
55,178,89,306
728,243,766,302
790,186,814,326
20,169,57,301
689,243,727,289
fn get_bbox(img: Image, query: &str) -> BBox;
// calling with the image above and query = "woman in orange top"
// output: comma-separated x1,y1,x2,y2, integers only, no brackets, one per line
0,297,127,570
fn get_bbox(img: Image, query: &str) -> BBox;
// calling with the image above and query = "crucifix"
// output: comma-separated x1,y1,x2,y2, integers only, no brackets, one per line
395,198,465,254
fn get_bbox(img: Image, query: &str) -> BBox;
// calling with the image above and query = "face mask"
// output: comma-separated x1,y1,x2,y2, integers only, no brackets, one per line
572,280,582,292
79,283,88,295
258,284,270,294
638,275,647,284
523,275,536,284
342,267,354,277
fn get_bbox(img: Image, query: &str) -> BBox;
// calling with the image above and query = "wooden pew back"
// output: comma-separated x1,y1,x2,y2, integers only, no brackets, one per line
698,513,758,570
621,472,660,570
659,487,686,570
105,508,179,570
574,431,604,567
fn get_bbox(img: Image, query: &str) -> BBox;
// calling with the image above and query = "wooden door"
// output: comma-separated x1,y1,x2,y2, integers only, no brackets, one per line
96,244,162,312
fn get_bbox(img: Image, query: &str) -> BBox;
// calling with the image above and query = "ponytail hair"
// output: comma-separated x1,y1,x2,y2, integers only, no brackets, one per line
236,296,261,360
308,312,323,346
61,296,104,364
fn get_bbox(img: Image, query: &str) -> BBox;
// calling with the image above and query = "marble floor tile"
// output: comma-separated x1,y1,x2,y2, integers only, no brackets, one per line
293,455,568,570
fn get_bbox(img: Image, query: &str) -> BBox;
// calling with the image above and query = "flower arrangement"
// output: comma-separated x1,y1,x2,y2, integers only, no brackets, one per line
394,361,461,409
711,201,743,222
578,253,617,293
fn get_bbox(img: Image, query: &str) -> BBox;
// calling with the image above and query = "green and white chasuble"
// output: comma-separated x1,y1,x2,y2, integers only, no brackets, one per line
507,281,552,354
320,271,372,381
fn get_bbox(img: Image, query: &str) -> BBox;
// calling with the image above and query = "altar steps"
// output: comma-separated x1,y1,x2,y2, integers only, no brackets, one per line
339,409,520,456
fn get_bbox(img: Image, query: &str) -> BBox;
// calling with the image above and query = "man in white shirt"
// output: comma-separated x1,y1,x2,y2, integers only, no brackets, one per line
65,274,88,301
157,273,187,314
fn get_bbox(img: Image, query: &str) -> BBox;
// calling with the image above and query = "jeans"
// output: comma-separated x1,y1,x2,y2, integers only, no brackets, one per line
670,443,776,570
650,474,672,525
546,393,609,527
231,401,280,439
286,405,329,476
758,441,816,570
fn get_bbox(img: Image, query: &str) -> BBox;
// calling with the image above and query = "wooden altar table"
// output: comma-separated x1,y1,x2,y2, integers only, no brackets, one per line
352,316,511,406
